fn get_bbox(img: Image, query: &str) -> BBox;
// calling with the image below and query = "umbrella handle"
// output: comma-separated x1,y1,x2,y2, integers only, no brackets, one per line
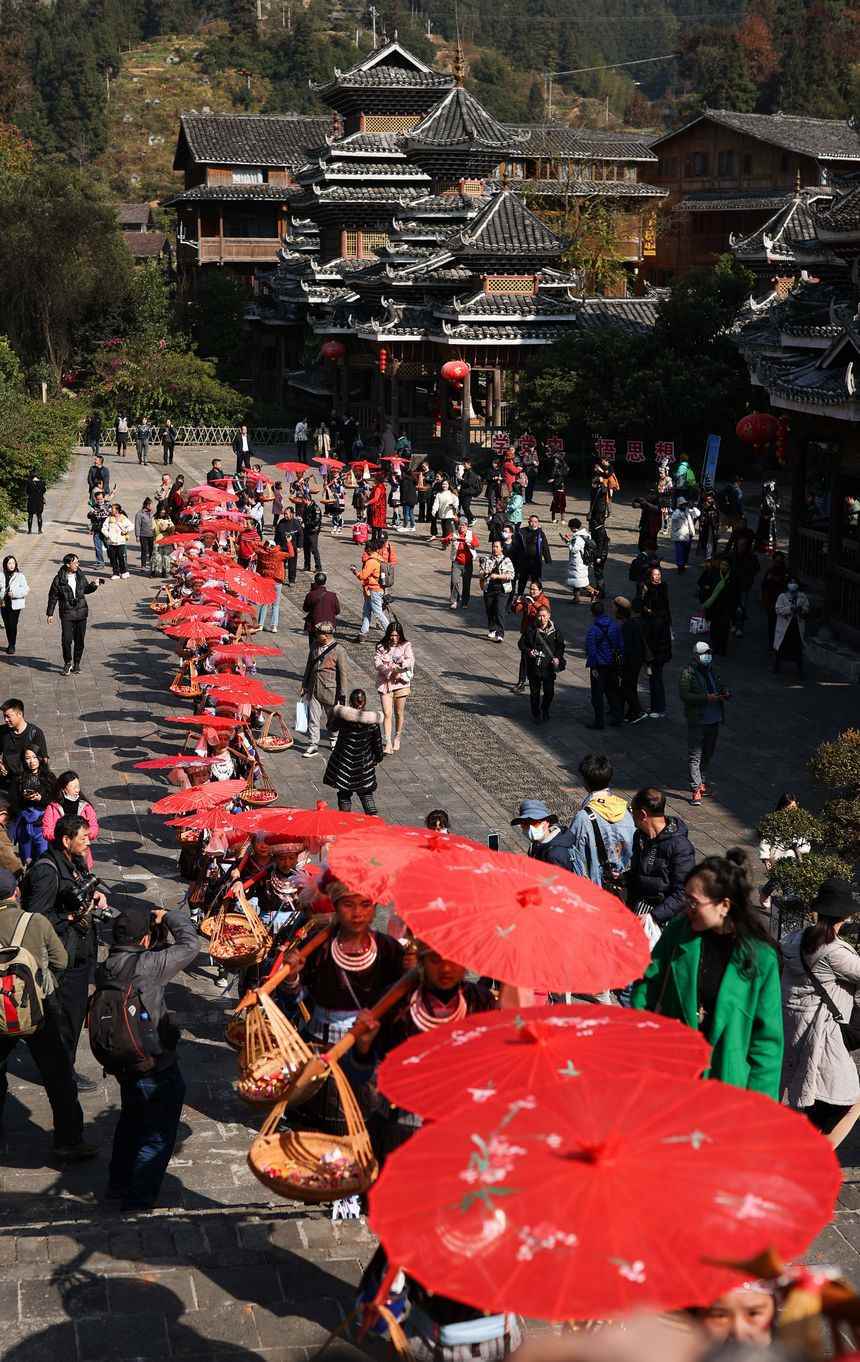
325,966,420,1065
233,925,332,1012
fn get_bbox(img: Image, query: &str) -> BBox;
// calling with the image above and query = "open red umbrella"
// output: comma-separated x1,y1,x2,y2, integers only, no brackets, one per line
134,755,216,771
275,461,311,475
156,533,203,547
369,1074,841,1320
197,518,246,534
210,642,282,659
167,806,248,831
159,603,221,624
381,455,408,465
242,468,274,484
377,1004,711,1121
150,778,248,815
214,687,285,710
187,484,231,500
162,621,226,642
313,456,345,471
244,802,376,841
328,826,489,903
221,566,277,605
164,714,239,730
195,588,245,608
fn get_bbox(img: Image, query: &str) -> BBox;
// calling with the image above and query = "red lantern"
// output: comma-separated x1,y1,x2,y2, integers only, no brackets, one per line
321,340,345,362
378,347,389,375
736,412,778,448
440,359,471,383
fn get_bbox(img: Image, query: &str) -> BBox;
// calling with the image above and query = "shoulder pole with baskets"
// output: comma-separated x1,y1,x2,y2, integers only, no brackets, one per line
200,883,272,973
256,710,294,752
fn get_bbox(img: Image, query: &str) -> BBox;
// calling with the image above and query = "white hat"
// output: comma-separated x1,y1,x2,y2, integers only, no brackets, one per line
693,640,711,656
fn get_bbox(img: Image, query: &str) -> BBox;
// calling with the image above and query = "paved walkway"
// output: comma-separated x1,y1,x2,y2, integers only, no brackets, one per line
2,446,860,1359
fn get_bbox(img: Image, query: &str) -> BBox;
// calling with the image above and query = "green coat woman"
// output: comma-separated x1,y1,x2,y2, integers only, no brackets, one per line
631,913,784,1100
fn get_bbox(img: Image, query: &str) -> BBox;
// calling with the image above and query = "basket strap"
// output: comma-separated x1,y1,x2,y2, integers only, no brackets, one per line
257,1099,287,1138
329,1059,375,1173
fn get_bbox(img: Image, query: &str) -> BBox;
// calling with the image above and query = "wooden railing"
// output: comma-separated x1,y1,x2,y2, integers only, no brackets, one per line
795,527,828,582
831,566,860,631
198,238,280,264
96,426,296,449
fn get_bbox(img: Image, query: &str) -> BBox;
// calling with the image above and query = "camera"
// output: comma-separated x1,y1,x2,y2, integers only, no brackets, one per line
67,873,110,929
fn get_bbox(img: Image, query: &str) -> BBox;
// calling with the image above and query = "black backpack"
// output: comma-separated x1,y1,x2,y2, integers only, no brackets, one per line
581,535,597,567
87,955,160,1077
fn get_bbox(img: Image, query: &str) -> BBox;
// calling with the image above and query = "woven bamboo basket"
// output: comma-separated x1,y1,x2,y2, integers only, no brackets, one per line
242,758,278,807
248,1059,378,1204
236,993,315,1105
201,891,271,972
169,658,202,698
256,710,294,753
225,1013,247,1051
150,585,176,614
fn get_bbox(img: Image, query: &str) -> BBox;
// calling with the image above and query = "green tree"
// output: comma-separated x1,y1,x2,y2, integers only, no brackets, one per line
89,341,250,423
0,162,133,378
185,272,248,382
123,261,179,350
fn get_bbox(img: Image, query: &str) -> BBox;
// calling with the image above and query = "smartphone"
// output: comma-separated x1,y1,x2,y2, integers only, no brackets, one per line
487,831,500,852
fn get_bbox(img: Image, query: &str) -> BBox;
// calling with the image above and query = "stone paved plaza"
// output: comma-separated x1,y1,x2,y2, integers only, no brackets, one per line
3,445,860,1359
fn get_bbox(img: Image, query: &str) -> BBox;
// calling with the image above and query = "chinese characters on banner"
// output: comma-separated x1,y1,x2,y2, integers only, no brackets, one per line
654,441,675,462
492,432,510,455
516,433,537,456
593,437,675,464
626,439,645,464
593,436,617,459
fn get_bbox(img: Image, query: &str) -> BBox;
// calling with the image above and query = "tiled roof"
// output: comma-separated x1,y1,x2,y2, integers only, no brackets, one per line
408,192,491,217
654,110,860,161
452,190,562,258
733,190,839,259
513,177,667,198
408,87,524,149
117,202,151,225
123,231,168,259
575,297,661,336
296,160,430,182
816,186,860,231
163,184,299,205
175,113,328,168
506,125,658,161
300,185,425,204
437,288,578,319
676,190,793,212
755,353,853,405
432,321,570,342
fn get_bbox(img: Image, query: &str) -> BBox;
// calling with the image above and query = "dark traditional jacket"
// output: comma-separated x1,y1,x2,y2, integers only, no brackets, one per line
323,705,384,793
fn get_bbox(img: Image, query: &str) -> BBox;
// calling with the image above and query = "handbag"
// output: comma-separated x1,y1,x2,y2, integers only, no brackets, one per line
294,700,309,735
689,611,709,635
801,952,860,1051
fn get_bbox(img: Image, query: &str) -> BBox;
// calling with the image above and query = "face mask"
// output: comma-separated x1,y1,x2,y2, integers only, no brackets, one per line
698,652,713,667
527,824,548,843
787,581,799,593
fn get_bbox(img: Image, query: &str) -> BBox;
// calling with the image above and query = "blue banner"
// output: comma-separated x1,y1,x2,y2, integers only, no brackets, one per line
702,434,721,488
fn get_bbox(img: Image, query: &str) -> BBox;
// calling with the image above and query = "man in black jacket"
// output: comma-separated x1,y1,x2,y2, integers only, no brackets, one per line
511,799,576,872
26,469,46,534
514,514,552,596
275,510,302,586
86,454,110,498
614,596,647,725
456,459,482,525
99,904,198,1211
232,423,252,473
27,816,107,1071
301,498,323,572
1,698,48,776
628,787,696,931
46,553,101,675
206,458,225,485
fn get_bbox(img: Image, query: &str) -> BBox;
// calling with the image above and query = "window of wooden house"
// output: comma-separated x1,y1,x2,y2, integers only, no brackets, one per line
623,164,637,181
685,152,709,177
363,231,388,253
232,170,265,184
484,275,536,296
200,209,220,237
343,230,361,258
223,210,278,238
717,150,735,177
742,153,753,174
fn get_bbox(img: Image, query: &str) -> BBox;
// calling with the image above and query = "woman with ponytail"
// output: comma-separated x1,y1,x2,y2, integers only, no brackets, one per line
632,849,783,1098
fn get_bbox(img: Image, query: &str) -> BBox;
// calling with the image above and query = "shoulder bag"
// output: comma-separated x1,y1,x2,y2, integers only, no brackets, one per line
801,951,860,1051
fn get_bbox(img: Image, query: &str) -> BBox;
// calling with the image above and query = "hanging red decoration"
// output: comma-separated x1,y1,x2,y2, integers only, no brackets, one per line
320,340,346,362
378,347,389,374
440,359,471,383
736,412,778,448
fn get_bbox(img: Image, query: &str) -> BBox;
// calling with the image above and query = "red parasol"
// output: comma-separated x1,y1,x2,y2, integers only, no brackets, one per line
150,779,248,815
242,468,274,484
195,588,245,608
369,1074,841,1320
156,533,202,547
162,621,226,642
329,826,490,903
313,456,345,471
369,841,648,993
376,1004,711,1120
197,518,247,533
167,805,247,831
248,802,377,842
214,688,285,710
187,484,233,500
210,642,282,659
208,477,239,491
354,460,381,475
159,603,221,624
134,755,216,771
381,455,408,465
221,565,277,605
164,714,239,730
275,461,311,475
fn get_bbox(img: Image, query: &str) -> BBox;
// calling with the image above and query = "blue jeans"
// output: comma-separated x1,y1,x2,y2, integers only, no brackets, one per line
109,1063,186,1209
93,532,106,565
257,584,281,632
402,504,415,528
361,590,389,634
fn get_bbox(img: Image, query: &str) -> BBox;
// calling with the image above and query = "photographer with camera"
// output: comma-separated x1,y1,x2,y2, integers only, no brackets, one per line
26,815,107,1075
93,905,197,1212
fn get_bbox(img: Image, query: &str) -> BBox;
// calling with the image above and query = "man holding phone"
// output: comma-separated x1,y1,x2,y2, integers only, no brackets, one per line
679,640,731,806
46,553,103,676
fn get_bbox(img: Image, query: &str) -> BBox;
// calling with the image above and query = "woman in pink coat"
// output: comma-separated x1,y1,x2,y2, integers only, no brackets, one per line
42,770,100,869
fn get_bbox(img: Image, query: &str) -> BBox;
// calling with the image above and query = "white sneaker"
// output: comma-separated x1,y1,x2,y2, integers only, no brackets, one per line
121,572,130,579
486,631,496,639
649,711,667,719
303,745,319,757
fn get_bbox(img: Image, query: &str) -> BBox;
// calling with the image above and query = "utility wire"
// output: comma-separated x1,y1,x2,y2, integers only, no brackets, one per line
549,53,679,74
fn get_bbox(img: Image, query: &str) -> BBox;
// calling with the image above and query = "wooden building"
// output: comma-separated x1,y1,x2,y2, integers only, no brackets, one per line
733,185,860,641
646,110,860,282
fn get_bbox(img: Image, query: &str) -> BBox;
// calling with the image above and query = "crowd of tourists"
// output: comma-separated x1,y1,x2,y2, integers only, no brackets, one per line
0,425,853,1360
